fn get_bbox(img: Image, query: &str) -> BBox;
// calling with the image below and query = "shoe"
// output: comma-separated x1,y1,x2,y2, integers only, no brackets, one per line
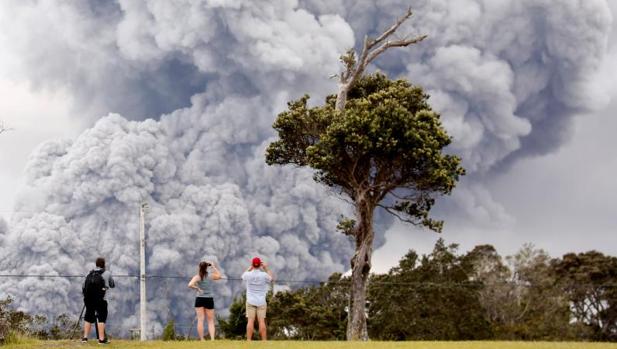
98,338,110,344
81,338,88,343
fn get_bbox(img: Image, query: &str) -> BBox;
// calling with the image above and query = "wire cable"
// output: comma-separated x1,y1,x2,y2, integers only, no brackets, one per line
0,274,615,288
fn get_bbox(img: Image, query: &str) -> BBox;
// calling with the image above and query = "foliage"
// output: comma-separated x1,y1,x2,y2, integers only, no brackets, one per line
218,294,247,339
368,239,491,340
162,320,176,341
268,273,349,340
553,251,617,341
506,246,572,339
0,297,82,342
1,298,12,340
459,244,510,327
48,313,82,340
1,297,33,343
266,73,464,232
24,315,48,340
464,244,572,340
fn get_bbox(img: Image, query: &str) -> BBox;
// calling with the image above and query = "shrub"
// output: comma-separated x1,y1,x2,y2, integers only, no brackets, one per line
162,319,176,341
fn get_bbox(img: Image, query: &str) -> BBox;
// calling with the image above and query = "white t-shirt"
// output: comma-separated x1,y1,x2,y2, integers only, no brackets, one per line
241,269,272,306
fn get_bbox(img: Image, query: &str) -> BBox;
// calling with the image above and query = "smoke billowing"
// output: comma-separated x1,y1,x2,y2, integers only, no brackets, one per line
302,0,613,226
0,0,613,336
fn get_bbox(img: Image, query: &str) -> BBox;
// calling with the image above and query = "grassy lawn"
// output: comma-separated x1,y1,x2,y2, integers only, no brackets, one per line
4,340,617,349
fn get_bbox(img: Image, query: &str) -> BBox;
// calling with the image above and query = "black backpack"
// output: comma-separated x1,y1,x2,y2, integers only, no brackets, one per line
83,269,106,301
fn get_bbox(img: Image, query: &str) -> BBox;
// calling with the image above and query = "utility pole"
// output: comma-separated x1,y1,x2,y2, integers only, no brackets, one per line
139,201,149,341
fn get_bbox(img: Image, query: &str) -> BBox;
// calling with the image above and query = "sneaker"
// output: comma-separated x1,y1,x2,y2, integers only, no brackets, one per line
81,338,88,343
98,338,110,344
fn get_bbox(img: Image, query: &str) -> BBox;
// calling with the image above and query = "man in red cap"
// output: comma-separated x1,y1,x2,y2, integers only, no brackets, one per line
241,256,274,341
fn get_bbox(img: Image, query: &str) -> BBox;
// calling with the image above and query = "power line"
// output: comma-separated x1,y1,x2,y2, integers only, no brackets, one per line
0,274,616,288
0,210,39,213
0,274,137,278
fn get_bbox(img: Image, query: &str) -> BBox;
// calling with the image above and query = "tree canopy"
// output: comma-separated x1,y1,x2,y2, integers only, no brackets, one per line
267,73,464,232
553,251,617,340
368,240,492,340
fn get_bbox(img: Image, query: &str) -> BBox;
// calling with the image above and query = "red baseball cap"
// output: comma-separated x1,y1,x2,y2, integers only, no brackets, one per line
252,257,262,268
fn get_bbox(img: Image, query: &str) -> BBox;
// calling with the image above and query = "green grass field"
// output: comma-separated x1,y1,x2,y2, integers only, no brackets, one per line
4,340,617,349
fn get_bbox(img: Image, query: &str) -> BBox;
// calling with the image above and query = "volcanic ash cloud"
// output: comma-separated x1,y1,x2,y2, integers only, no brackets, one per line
0,0,613,334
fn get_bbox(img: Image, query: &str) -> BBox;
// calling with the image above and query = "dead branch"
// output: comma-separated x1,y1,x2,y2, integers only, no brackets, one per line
0,121,14,135
376,203,422,226
336,8,427,111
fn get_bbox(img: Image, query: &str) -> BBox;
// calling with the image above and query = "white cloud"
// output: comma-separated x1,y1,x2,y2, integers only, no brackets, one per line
0,79,83,220
0,1,358,334
374,65,617,271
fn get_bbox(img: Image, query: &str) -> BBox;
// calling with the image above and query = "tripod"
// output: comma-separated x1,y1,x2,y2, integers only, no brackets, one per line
70,304,86,340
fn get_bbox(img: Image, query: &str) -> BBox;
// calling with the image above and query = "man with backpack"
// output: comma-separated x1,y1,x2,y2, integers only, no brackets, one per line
82,257,115,344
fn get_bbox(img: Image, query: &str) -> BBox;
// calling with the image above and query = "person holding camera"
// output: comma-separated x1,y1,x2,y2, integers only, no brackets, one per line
241,257,274,341
82,257,115,344
188,261,222,340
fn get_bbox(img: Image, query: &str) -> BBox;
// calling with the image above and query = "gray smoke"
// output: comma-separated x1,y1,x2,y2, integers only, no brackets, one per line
0,217,7,244
0,0,613,336
0,0,358,335
1,111,355,334
302,0,614,226
0,1,209,120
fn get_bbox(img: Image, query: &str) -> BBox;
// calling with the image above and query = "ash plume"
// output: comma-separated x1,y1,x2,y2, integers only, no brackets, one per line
0,0,613,335
302,0,613,225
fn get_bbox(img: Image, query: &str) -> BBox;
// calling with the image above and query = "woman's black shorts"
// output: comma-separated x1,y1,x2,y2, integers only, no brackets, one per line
194,297,214,309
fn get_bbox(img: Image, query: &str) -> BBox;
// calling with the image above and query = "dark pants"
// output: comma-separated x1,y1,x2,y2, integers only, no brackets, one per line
84,299,108,323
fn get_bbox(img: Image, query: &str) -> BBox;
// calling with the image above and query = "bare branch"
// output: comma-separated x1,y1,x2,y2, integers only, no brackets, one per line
0,121,14,135
349,155,361,188
387,190,419,202
365,35,428,64
377,203,421,226
370,7,414,49
353,35,371,81
331,190,355,206
336,8,427,111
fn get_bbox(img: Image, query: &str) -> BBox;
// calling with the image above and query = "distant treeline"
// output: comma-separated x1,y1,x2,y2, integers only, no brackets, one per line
221,239,617,341
2,239,616,342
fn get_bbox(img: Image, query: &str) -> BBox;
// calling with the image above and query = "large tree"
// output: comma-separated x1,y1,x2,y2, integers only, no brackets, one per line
266,69,464,338
553,251,617,340
465,245,571,340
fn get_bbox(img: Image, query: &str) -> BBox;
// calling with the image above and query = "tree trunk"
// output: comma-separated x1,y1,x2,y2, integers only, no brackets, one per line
335,11,424,340
346,197,374,340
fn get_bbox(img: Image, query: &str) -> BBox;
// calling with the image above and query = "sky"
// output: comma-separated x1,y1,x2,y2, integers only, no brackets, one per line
373,91,617,271
374,0,617,270
0,0,616,333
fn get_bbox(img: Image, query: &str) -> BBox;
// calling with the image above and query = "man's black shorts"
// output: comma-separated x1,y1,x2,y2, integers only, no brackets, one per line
84,299,108,323
194,297,214,309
